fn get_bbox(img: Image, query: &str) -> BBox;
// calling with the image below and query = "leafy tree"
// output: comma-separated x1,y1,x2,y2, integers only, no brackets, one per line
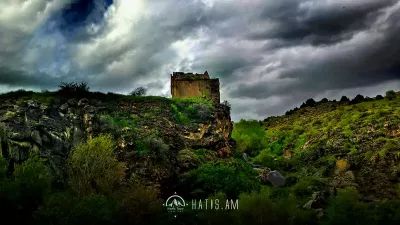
222,100,231,112
340,96,350,102
375,95,384,100
385,90,397,100
320,98,329,103
232,119,268,156
130,87,147,96
351,94,365,104
300,98,317,108
305,98,316,107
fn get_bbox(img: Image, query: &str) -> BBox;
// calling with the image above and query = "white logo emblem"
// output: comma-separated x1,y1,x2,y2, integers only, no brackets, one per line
163,192,188,216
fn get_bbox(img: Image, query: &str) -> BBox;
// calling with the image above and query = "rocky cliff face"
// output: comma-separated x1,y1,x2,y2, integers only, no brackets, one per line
0,93,233,185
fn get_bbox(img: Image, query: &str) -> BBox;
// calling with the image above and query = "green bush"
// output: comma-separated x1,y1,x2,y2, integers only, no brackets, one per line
232,119,268,156
13,156,51,200
385,90,397,100
37,192,116,225
0,155,51,224
253,150,280,169
185,103,212,122
324,187,372,225
68,134,126,196
372,200,400,225
0,156,50,202
37,135,163,225
232,187,315,225
116,176,163,224
185,159,260,199
170,103,190,124
135,135,169,163
292,176,326,197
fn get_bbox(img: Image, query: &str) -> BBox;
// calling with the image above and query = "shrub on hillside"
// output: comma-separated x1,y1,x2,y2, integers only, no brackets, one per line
385,90,397,100
324,187,372,225
58,82,90,95
222,100,231,112
231,187,315,225
232,119,268,156
185,103,212,122
38,135,163,225
0,156,51,202
135,135,169,163
340,96,350,102
372,200,400,225
67,134,125,196
130,86,147,96
300,98,317,108
375,95,384,100
185,159,260,199
320,98,329,103
37,192,116,225
116,176,163,223
350,94,365,104
0,155,51,224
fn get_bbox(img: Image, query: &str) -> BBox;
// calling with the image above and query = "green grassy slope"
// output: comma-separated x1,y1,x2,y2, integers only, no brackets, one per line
235,94,400,201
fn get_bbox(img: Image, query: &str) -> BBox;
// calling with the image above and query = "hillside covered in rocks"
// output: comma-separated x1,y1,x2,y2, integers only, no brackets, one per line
0,89,233,189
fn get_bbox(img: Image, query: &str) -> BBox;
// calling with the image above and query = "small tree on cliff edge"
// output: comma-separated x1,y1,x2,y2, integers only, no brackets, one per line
130,87,147,96
222,100,231,112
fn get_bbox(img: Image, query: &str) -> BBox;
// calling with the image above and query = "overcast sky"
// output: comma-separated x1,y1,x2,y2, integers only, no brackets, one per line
0,0,399,121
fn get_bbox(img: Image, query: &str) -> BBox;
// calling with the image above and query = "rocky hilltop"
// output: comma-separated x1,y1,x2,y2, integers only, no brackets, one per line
0,90,233,186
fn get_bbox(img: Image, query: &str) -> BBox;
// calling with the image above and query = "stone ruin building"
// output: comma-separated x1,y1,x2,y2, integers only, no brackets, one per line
170,71,220,104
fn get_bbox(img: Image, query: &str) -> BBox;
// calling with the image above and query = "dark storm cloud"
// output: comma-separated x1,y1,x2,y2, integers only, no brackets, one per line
191,48,264,81
0,66,65,88
1,0,400,120
230,2,400,100
247,0,398,45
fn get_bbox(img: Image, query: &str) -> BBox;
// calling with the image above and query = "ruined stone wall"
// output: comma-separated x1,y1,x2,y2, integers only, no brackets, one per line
209,79,220,104
171,79,212,98
171,71,220,104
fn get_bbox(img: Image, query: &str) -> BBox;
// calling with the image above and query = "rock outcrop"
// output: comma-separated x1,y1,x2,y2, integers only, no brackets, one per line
0,95,234,184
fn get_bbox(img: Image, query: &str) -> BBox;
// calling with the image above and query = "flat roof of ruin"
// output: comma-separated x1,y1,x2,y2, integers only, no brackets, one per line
171,71,218,81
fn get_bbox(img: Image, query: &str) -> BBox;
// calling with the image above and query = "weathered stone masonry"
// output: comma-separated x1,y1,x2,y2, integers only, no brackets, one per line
171,71,220,104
